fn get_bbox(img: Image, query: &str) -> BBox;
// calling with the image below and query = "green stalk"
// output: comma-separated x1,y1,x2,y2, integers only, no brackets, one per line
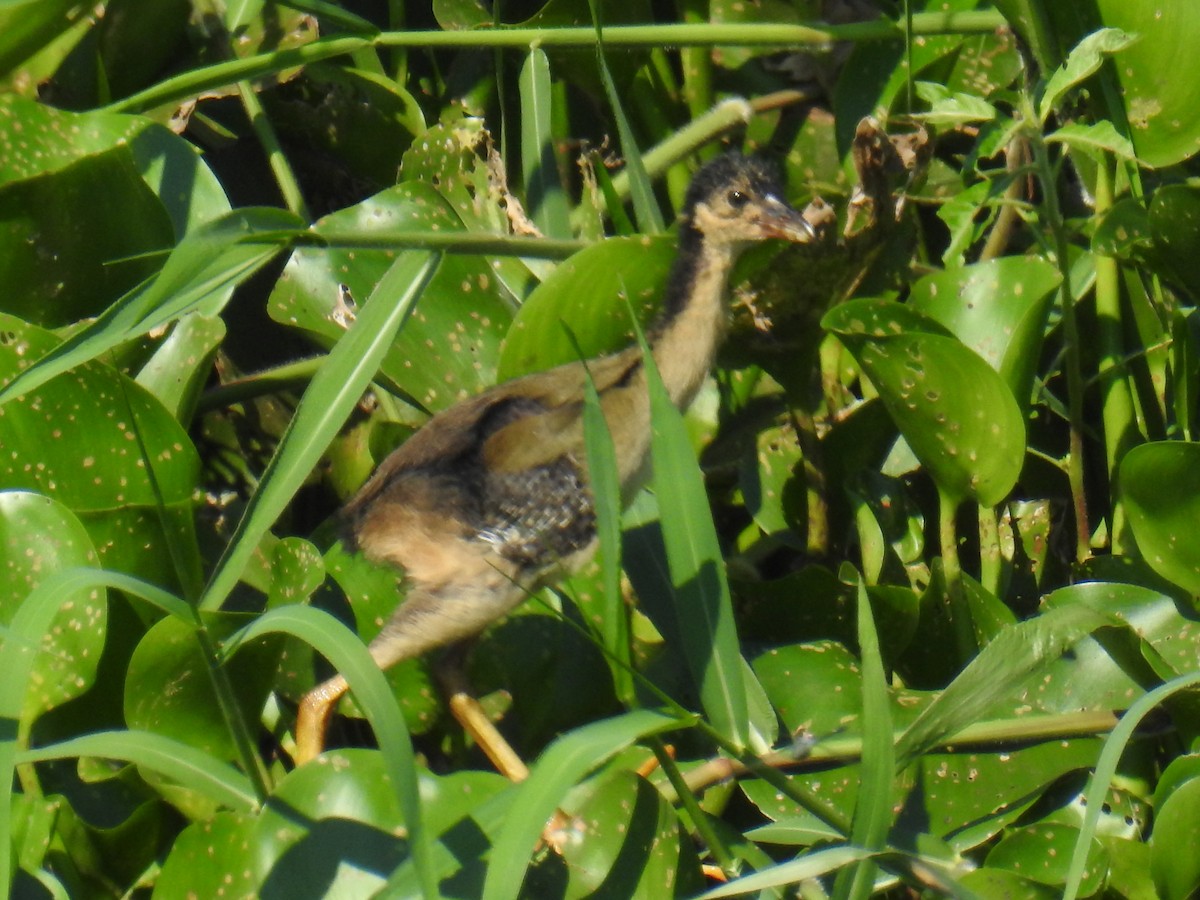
649,739,738,877
938,488,974,662
236,81,311,221
977,504,1002,598
677,0,714,121
1023,96,1090,561
1093,158,1137,553
105,14,1005,115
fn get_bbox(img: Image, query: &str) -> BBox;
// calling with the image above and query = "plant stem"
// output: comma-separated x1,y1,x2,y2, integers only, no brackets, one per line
1093,157,1138,553
106,13,1005,115
977,504,1002,598
1024,98,1090,561
939,488,974,662
649,739,738,877
236,81,311,221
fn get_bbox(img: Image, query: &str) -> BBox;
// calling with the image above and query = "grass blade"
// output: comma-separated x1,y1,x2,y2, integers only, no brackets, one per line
226,605,437,900
18,730,257,812
895,603,1107,766
480,709,692,900
519,47,571,239
0,208,301,407
639,334,750,750
834,572,895,900
197,251,439,612
579,350,635,704
586,0,663,234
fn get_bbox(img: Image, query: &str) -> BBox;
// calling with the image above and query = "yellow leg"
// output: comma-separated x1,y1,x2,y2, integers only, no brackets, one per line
293,673,349,765
438,661,530,782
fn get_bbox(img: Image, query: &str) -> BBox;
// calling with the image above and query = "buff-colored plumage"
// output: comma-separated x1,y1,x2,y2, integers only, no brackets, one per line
294,155,813,765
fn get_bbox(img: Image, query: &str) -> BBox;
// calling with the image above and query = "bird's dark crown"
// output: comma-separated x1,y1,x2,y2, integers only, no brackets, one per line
682,154,786,218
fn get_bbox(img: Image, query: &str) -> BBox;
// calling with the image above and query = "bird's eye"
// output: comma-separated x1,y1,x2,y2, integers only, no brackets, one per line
726,189,749,209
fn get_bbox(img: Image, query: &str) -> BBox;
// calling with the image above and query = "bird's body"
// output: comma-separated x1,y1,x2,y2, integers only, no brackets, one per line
294,154,813,765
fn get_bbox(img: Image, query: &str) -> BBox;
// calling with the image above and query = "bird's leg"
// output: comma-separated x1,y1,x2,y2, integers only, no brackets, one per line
294,574,527,766
435,649,530,782
294,672,350,765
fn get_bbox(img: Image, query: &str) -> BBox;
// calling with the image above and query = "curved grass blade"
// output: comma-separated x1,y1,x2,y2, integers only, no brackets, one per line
226,604,438,900
1061,670,1200,900
198,251,439,612
639,331,750,750
480,709,692,900
895,603,1107,766
18,730,257,812
834,572,895,900
0,207,302,408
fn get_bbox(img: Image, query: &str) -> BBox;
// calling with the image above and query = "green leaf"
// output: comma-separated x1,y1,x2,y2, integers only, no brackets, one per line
135,313,226,423
0,208,300,407
497,235,675,379
833,576,894,900
199,251,438,613
480,708,692,900
558,769,703,897
699,846,876,898
0,494,103,722
0,94,229,238
1121,442,1200,595
644,339,750,750
825,299,1027,506
579,343,633,703
1150,777,1200,899
908,256,1060,410
914,81,998,125
155,812,259,899
895,604,1107,766
270,184,514,412
1095,0,1200,167
1039,27,1138,123
1047,121,1136,161
0,314,199,509
1062,671,1200,900
0,146,175,328
519,47,571,239
229,605,437,900
0,1,86,82
252,749,409,897
988,823,1107,894
124,612,283,762
17,730,257,812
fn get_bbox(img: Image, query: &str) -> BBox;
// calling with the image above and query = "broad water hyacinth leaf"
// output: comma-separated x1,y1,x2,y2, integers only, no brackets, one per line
825,298,1026,507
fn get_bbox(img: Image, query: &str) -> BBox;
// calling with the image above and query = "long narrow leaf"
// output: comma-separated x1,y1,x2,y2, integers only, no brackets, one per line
18,731,257,812
895,603,1107,766
226,605,437,900
834,573,895,900
1061,671,1200,900
569,327,634,704
519,47,571,238
198,251,439,612
586,0,663,234
480,709,692,900
640,335,750,750
0,207,301,407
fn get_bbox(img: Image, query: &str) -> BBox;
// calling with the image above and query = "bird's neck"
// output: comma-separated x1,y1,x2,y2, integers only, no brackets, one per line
649,230,737,409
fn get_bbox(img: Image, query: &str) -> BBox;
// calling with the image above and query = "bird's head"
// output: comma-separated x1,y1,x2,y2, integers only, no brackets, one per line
682,154,814,249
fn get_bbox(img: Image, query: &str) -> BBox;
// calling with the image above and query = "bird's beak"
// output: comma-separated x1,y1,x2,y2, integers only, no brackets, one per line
759,197,817,243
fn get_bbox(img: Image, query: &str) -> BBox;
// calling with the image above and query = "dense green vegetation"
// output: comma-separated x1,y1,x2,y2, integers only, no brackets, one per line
2,0,1200,896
